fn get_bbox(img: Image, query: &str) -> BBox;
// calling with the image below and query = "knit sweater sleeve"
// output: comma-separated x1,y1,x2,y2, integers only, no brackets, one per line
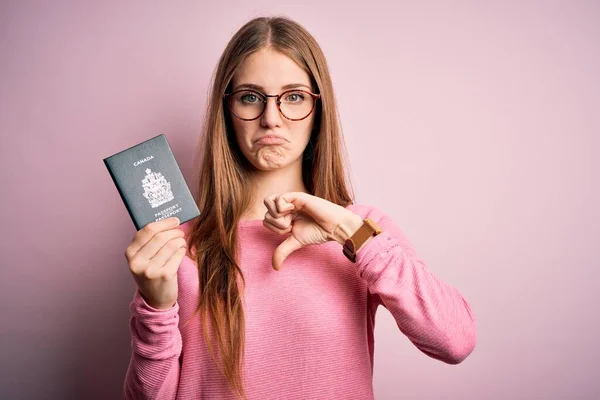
123,289,183,399
353,208,477,364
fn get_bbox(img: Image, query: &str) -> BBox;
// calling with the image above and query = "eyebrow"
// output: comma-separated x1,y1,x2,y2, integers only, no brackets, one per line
232,83,313,92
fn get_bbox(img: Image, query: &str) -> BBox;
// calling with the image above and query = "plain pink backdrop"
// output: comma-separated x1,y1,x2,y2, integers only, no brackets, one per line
1,1,598,399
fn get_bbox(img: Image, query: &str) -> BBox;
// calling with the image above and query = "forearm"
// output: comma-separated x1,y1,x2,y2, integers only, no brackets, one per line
124,289,183,399
351,214,477,364
359,236,476,363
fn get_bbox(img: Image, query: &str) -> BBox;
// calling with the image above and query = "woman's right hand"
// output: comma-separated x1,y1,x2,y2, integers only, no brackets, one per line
125,217,187,310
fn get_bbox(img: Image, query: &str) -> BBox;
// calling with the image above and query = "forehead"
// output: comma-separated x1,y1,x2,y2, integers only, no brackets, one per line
231,47,311,90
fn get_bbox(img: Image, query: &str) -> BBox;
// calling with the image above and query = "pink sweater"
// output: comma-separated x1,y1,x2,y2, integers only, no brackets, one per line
124,204,477,399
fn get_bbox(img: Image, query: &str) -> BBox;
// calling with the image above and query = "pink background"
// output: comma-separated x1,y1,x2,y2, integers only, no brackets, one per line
1,1,598,399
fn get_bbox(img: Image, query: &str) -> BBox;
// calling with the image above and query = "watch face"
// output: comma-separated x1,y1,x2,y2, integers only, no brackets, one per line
344,239,356,253
343,240,357,262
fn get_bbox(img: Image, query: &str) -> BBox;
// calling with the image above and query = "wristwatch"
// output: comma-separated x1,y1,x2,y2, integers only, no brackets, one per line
343,218,382,262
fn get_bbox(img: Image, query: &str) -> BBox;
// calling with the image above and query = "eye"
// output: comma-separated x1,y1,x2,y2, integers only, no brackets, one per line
239,91,263,104
284,91,305,103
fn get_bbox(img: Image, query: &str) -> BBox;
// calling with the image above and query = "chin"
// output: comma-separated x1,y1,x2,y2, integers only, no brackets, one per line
253,157,287,170
248,150,302,171
245,146,289,170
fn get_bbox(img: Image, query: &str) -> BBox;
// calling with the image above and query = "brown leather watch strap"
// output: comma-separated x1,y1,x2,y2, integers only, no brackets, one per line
343,218,382,262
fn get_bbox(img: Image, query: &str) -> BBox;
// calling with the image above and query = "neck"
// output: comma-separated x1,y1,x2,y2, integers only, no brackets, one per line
242,161,307,221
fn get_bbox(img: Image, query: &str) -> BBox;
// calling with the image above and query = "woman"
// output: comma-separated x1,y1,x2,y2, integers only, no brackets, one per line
124,16,476,400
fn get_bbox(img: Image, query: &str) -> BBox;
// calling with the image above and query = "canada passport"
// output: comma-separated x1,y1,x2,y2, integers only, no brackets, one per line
103,134,200,230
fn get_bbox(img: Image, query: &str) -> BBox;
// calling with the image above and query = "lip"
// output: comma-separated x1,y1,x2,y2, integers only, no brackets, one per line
255,135,288,145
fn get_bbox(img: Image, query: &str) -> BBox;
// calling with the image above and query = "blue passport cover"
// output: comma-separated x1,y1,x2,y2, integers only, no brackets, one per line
103,134,200,230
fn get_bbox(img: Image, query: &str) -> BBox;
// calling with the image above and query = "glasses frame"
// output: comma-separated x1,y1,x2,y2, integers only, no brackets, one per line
223,89,321,121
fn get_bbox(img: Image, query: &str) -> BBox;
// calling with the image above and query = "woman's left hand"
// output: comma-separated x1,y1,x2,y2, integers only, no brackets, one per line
263,192,363,270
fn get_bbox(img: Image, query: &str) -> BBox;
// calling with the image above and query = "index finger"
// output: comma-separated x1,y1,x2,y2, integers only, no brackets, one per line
276,196,294,214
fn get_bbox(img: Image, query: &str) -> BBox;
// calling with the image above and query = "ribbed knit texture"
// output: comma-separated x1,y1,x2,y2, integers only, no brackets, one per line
124,204,477,399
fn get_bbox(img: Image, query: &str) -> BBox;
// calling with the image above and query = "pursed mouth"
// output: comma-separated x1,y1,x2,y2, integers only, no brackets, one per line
255,135,289,145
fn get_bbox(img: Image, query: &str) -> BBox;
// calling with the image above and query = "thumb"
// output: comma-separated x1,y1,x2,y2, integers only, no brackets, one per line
272,235,304,271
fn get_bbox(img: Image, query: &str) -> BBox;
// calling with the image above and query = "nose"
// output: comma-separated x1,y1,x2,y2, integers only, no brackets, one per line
260,96,282,128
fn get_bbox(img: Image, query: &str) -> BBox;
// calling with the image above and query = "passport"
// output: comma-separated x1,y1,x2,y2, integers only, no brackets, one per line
103,134,201,230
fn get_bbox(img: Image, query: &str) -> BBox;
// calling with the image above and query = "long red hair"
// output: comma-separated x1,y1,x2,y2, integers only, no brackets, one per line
185,16,354,399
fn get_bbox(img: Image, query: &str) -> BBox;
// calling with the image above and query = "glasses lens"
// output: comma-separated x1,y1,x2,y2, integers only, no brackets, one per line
279,90,315,120
229,90,265,120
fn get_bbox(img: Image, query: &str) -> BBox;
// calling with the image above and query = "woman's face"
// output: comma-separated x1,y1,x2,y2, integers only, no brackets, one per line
228,47,316,171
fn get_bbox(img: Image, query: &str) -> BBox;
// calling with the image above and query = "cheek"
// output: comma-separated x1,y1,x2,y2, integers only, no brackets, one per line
295,119,314,146
232,120,254,150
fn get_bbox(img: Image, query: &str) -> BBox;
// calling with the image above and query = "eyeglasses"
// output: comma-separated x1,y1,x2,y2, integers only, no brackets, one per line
224,89,321,121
